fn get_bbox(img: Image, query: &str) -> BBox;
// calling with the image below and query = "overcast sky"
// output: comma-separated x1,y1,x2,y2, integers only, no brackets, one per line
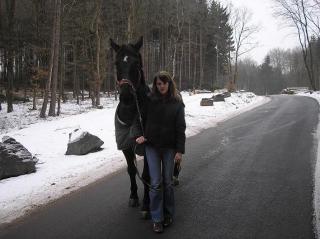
217,0,299,64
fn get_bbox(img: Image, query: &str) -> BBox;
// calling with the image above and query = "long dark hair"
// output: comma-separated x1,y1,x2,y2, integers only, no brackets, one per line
151,71,182,102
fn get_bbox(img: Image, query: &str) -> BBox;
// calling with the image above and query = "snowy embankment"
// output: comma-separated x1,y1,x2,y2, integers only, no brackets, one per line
297,92,320,237
0,91,269,225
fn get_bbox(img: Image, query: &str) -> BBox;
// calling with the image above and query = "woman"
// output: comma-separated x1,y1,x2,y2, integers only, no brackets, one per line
136,71,186,233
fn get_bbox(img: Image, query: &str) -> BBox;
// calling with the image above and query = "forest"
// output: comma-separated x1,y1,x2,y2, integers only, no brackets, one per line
0,0,319,116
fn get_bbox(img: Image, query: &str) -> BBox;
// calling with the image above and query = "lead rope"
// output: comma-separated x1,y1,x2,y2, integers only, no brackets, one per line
129,77,156,190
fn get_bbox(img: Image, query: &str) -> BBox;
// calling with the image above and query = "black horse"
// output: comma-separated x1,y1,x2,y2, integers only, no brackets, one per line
110,37,150,214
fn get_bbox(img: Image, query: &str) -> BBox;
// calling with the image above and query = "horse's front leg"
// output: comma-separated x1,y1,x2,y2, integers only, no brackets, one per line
123,148,139,207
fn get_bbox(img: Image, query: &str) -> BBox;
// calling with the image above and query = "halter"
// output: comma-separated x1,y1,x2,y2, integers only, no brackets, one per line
118,79,133,87
117,69,142,92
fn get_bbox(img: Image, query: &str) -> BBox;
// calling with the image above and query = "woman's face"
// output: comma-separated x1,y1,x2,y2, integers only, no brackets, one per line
156,78,169,95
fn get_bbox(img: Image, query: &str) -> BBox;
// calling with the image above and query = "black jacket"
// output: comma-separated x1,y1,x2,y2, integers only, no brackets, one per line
144,96,186,154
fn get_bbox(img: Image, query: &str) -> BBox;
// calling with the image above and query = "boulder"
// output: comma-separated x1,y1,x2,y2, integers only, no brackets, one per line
213,94,225,102
0,137,38,180
200,98,214,106
223,92,231,98
66,130,104,155
212,92,231,102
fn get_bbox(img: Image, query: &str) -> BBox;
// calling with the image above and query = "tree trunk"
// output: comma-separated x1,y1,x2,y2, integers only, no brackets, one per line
57,43,65,116
193,38,197,90
6,50,14,113
179,43,184,90
32,87,37,110
0,1,2,32
40,0,57,118
48,0,62,116
127,0,135,42
199,26,203,89
72,43,79,104
173,0,184,79
76,63,80,104
144,35,149,83
5,0,16,113
90,0,102,107
72,44,76,98
31,57,38,111
173,44,177,78
301,0,316,90
95,13,101,107
111,47,118,101
188,20,191,88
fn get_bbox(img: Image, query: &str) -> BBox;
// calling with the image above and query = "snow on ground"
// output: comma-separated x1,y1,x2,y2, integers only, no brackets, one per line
0,91,269,225
297,91,320,237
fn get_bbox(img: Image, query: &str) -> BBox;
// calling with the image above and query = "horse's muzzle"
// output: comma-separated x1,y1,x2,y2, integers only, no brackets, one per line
118,79,133,87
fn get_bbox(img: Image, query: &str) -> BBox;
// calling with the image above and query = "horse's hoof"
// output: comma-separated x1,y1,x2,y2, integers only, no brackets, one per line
140,210,151,220
128,198,140,207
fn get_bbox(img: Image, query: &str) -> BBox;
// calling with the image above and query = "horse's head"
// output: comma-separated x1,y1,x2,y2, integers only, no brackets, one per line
110,37,144,102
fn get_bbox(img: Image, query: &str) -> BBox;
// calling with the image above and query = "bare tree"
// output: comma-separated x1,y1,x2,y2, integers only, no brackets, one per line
94,0,102,107
268,48,292,74
230,6,259,89
304,0,320,35
197,0,207,89
0,1,2,32
273,0,317,90
4,0,16,113
172,0,185,80
48,0,62,116
0,0,239,116
89,0,102,108
127,0,135,42
40,0,61,118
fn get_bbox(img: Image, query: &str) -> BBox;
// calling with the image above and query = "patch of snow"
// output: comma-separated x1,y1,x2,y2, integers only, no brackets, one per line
0,91,269,224
297,92,320,236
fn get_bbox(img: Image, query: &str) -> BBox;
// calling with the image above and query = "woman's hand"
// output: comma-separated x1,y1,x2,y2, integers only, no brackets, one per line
136,136,146,144
174,152,182,164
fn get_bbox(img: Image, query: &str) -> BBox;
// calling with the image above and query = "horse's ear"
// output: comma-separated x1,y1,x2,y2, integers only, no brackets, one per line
133,36,143,50
110,38,120,52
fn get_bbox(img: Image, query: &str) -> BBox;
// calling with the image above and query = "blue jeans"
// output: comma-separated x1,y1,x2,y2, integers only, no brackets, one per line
145,145,175,222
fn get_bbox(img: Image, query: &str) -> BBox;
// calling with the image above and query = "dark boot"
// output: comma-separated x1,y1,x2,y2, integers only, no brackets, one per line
163,216,173,227
152,222,164,233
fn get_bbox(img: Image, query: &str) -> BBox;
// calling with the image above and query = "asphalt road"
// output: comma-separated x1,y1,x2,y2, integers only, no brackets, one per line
0,95,318,239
